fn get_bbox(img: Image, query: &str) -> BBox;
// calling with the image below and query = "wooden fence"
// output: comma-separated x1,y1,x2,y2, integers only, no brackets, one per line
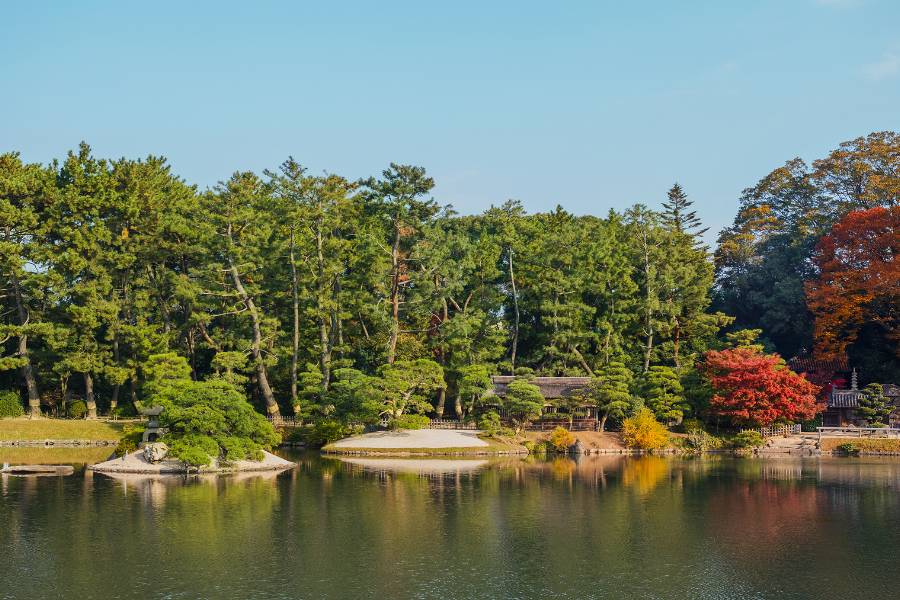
528,419,599,432
743,423,801,438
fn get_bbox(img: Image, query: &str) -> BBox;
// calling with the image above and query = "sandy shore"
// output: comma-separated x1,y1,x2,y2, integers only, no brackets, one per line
90,450,294,474
328,429,490,449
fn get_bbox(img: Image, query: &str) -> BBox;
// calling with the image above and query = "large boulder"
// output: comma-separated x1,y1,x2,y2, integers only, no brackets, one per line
143,442,169,463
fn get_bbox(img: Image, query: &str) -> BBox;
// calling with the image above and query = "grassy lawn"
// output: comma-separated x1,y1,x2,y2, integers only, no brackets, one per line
0,418,124,441
0,446,113,465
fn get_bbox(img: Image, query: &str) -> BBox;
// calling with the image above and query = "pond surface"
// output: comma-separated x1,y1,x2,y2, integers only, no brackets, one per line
3,452,900,599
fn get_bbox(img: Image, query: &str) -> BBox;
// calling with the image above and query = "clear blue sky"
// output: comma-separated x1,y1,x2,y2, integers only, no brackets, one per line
3,1,898,238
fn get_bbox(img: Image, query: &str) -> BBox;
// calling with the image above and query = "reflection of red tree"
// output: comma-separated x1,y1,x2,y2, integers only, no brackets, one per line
705,480,822,563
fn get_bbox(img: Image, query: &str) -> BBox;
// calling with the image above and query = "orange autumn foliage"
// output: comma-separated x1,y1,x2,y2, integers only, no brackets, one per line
805,206,900,359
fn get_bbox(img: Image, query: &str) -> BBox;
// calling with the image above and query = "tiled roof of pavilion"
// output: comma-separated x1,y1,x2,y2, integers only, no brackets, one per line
490,376,592,399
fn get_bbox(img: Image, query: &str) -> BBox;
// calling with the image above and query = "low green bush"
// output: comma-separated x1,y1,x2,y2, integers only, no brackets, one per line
0,391,25,418
68,400,88,419
479,411,502,436
394,414,430,430
733,430,764,449
111,403,138,418
836,442,859,455
308,420,351,447
684,428,723,452
115,424,145,457
477,411,514,438
522,439,549,455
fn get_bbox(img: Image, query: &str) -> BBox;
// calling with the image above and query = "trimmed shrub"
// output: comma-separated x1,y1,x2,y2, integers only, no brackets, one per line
479,411,502,436
547,426,576,452
0,391,25,418
68,400,88,419
621,408,669,450
308,420,351,447
394,414,430,430
733,430,764,449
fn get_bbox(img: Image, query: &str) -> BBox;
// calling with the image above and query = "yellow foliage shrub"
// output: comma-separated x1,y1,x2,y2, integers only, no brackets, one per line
622,408,669,450
547,426,576,452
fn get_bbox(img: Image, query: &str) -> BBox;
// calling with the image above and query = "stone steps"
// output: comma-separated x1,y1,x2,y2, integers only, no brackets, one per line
759,435,820,455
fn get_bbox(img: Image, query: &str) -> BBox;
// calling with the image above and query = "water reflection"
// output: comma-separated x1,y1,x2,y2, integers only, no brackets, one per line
339,457,489,474
2,454,900,599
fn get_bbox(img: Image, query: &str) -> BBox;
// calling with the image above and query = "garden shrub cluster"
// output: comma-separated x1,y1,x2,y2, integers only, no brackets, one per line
0,391,24,418
683,427,723,452
67,400,88,419
307,420,353,446
732,430,765,449
141,355,281,467
394,414,431,430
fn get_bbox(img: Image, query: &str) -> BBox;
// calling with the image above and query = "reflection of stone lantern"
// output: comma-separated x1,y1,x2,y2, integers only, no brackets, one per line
139,406,168,444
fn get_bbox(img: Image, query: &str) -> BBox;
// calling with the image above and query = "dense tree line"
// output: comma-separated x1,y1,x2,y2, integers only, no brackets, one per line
1,143,717,420
714,131,899,382
2,131,895,430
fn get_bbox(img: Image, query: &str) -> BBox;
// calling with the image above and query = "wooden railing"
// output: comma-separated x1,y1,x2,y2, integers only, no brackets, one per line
816,426,900,440
267,416,300,427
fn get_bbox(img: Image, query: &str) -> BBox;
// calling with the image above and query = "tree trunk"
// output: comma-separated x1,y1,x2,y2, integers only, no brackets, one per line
129,376,138,409
84,372,97,419
387,225,401,364
110,336,120,412
10,273,40,417
454,393,463,419
508,247,519,370
435,388,446,417
599,412,608,432
673,318,681,370
62,378,71,416
317,222,331,389
226,247,280,416
642,243,654,373
289,229,300,408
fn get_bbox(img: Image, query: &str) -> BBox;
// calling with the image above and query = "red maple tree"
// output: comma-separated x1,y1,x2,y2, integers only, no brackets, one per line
806,206,900,359
702,348,822,427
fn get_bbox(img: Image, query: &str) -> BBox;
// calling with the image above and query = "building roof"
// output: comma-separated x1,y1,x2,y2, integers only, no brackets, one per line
829,390,861,408
491,376,592,399
789,355,849,374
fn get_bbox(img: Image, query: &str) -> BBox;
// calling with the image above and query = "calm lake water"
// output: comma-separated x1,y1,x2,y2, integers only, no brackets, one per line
3,452,900,599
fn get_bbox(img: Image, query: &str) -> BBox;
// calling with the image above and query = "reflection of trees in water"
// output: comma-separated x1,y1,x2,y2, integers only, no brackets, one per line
621,456,669,495
7,455,900,598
